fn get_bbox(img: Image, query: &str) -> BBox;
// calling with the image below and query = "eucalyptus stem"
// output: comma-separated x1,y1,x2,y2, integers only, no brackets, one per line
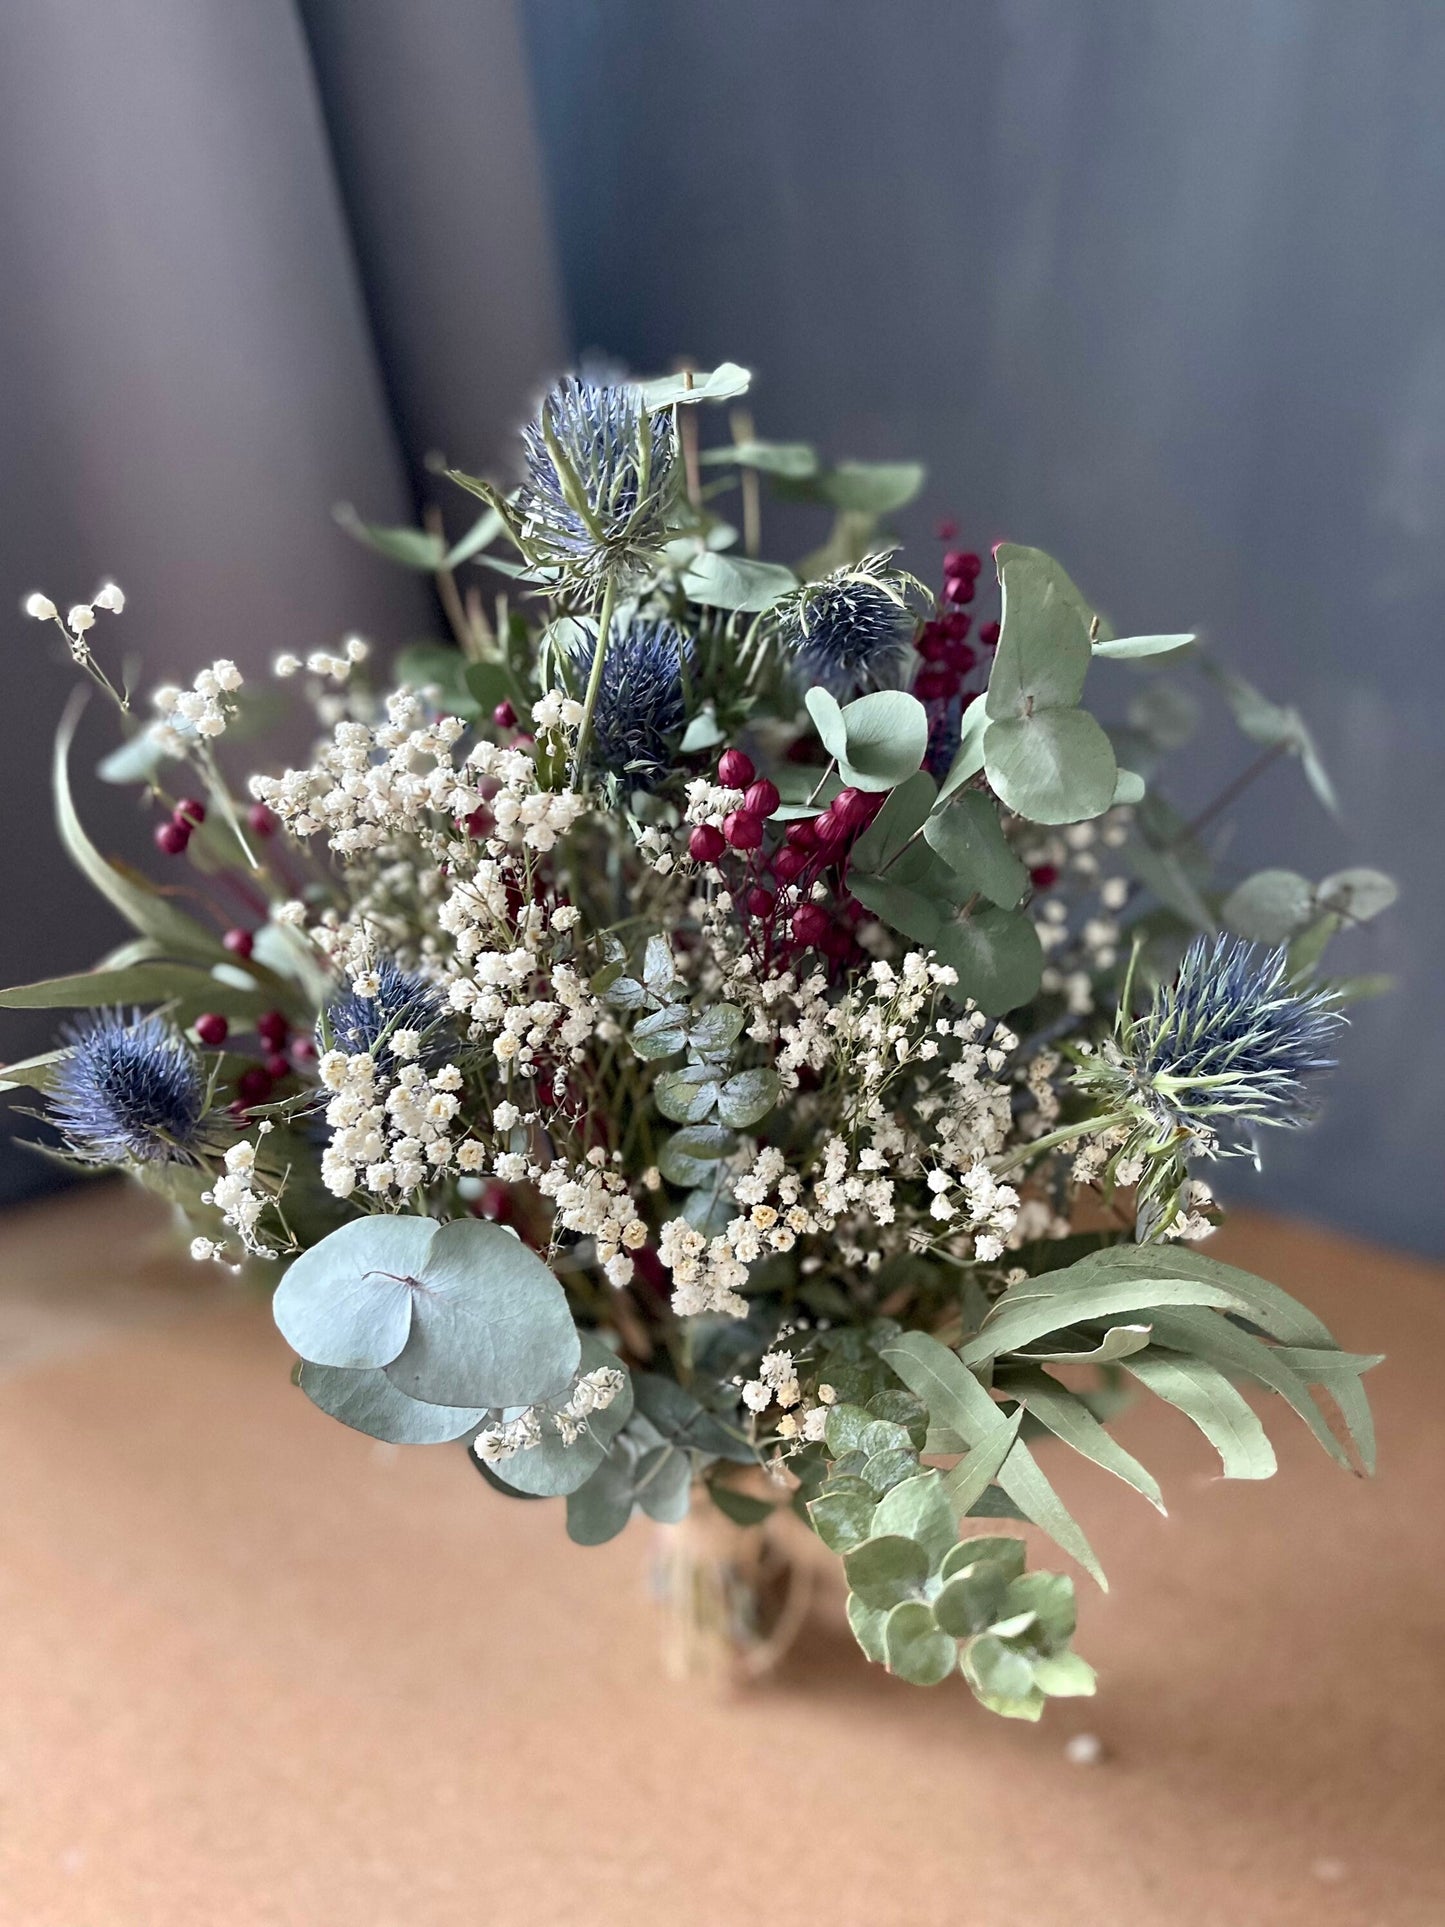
572,571,618,786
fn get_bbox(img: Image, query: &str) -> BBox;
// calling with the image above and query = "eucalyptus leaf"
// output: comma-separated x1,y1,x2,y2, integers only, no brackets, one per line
846,872,943,946
999,1367,1165,1512
814,460,925,515
844,1534,930,1610
983,709,1118,825
849,771,936,875
832,689,930,791
1123,1350,1277,1479
868,1471,958,1570
681,551,797,612
272,1215,432,1369
1315,867,1398,923
1093,632,1196,660
640,362,752,409
932,907,1044,1015
699,439,818,478
565,1447,637,1545
884,1600,958,1685
1222,869,1315,943
487,1336,635,1497
923,790,1028,908
381,1218,580,1410
654,1064,720,1124
809,1481,880,1553
987,545,1096,720
334,506,446,571
937,695,990,802
298,1363,485,1445
716,1067,781,1129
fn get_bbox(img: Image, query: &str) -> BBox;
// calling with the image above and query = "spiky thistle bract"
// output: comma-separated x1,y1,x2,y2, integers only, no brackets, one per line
321,960,448,1065
517,378,679,589
772,552,920,697
570,617,692,786
49,1009,211,1165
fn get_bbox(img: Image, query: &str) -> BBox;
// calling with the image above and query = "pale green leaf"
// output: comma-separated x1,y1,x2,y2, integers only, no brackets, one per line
1124,1350,1277,1478
298,1363,484,1445
984,709,1118,825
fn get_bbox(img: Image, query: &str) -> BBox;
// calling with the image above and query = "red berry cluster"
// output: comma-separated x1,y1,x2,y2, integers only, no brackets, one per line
911,538,1004,771
153,795,207,857
688,747,884,968
193,1003,314,1115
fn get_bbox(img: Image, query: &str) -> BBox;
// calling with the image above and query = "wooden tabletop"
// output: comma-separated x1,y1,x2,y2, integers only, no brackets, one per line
0,1183,1440,1927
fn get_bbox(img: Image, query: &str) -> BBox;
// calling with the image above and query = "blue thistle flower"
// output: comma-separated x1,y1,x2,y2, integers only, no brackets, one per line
1083,937,1345,1144
321,960,448,1064
517,377,678,586
775,553,918,697
49,1009,211,1165
570,617,692,785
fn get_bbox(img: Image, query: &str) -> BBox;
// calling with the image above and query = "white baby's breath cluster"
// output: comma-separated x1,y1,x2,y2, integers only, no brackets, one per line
148,659,244,751
472,1363,626,1463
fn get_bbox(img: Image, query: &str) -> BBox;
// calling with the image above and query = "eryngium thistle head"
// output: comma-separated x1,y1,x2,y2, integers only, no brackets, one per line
571,617,692,785
49,1009,210,1165
1085,937,1345,1143
774,553,917,697
321,960,447,1063
517,378,678,587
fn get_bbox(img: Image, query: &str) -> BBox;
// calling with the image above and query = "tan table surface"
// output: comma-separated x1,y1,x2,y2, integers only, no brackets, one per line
0,1183,1440,1927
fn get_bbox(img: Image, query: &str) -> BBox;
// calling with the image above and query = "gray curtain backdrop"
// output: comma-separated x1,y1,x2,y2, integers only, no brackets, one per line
0,0,561,1199
1,0,1439,1253
521,0,1445,1256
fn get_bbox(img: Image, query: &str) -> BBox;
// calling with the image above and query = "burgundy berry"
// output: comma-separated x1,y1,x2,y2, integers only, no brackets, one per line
247,803,276,838
493,699,517,730
235,1065,273,1106
174,797,207,827
945,575,976,607
745,885,776,919
194,1012,229,1048
256,1010,289,1050
688,823,727,864
717,748,756,789
723,809,764,851
771,846,806,884
813,808,849,848
915,665,959,704
979,620,1001,649
743,778,780,819
222,928,255,959
264,1052,291,1081
943,639,976,673
823,923,852,961
154,820,190,856
916,626,950,663
832,787,873,830
936,518,960,543
791,903,829,948
463,806,494,838
943,610,972,641
291,1035,318,1064
785,819,818,851
945,549,983,579
1030,863,1060,890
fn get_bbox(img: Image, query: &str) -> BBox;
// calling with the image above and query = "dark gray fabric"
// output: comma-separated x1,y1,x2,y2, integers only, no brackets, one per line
521,0,1445,1255
0,0,560,1201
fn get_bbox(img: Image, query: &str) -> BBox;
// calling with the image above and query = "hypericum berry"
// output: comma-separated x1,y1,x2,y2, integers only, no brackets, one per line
791,903,829,948
979,620,1001,649
688,823,727,864
247,803,276,838
1029,863,1060,891
945,574,976,606
462,806,494,838
943,610,972,641
291,1035,318,1064
771,846,807,884
936,517,960,543
813,808,850,848
256,1010,289,1050
743,778,780,819
154,820,190,856
915,665,959,704
944,550,982,580
264,1052,291,1081
174,797,207,827
745,884,776,919
823,923,853,961
831,787,873,830
717,748,755,789
493,699,517,730
222,928,255,959
723,809,764,851
943,639,976,673
194,1013,229,1048
916,625,950,663
785,819,818,850
235,1065,273,1106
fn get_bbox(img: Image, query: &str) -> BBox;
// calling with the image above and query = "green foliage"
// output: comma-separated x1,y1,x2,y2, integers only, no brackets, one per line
274,1215,581,1413
681,551,796,612
815,1467,1095,1716
805,686,930,792
485,1336,636,1497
